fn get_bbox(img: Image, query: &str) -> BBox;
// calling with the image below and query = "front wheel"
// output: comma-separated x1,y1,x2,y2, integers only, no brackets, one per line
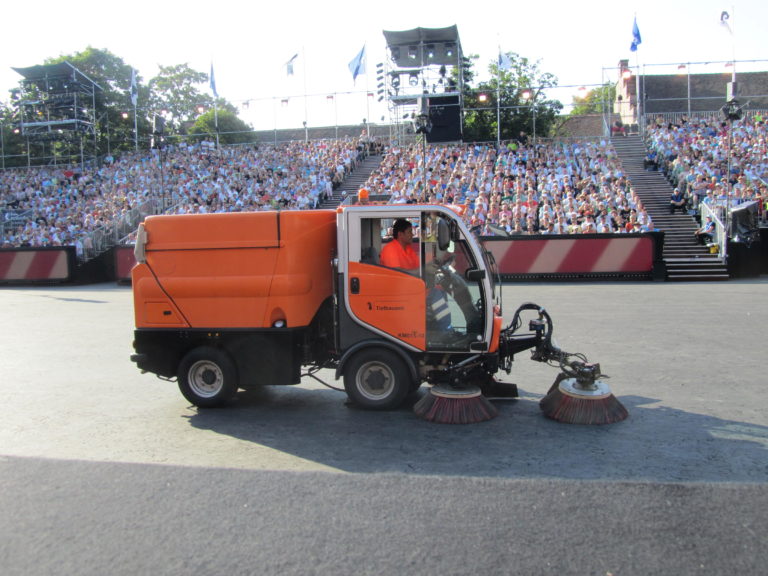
344,348,413,410
178,346,238,408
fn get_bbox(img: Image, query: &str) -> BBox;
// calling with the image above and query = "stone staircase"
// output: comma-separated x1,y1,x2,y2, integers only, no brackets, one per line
611,136,729,281
318,153,383,209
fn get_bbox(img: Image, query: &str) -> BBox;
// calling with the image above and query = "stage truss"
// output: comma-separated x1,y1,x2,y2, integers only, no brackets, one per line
12,61,101,166
378,26,465,142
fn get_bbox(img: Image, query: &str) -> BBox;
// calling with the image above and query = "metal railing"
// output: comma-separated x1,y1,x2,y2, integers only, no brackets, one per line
78,197,158,261
699,204,726,258
643,109,768,130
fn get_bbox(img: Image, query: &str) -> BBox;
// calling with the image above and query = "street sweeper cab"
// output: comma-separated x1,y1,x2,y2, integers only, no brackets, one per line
131,203,627,424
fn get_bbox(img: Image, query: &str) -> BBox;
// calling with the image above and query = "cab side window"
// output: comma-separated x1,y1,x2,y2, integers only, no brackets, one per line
359,218,382,265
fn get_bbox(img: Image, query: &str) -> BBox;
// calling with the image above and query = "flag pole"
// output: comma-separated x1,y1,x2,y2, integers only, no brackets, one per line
210,60,220,150
364,44,370,127
635,53,641,138
496,47,502,147
302,46,308,141
366,70,370,128
133,104,138,152
131,68,138,151
631,14,643,138
214,102,219,150
727,6,736,82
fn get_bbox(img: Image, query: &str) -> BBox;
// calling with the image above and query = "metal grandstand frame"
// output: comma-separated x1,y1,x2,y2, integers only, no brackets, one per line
379,26,464,142
12,62,101,166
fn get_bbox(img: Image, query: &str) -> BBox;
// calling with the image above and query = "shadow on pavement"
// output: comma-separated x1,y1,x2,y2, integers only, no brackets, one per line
184,385,768,483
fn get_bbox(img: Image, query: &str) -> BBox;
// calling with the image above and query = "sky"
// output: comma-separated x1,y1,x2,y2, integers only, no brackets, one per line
1,0,766,132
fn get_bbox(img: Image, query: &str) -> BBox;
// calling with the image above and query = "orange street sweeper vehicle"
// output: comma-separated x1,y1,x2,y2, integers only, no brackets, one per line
130,203,626,423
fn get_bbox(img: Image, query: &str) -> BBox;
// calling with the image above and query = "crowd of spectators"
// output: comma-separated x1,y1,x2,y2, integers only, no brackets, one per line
1,137,367,256
2,132,656,260
644,113,768,218
19,116,768,258
6,109,768,260
360,138,656,235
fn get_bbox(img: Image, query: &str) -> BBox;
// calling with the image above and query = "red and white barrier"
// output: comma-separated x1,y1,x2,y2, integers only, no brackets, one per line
115,246,137,283
483,235,658,277
1,234,661,285
0,248,74,283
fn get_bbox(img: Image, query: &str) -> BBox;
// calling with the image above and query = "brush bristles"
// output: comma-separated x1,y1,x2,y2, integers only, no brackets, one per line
540,387,628,425
414,389,498,424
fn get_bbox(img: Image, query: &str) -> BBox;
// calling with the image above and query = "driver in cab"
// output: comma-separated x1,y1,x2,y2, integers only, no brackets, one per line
380,218,455,336
380,219,419,271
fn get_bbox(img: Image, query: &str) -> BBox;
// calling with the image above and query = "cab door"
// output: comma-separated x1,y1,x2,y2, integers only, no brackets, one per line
341,209,489,353
344,212,426,351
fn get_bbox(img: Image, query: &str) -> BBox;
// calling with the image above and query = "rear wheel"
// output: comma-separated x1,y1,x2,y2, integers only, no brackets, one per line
178,346,238,408
343,348,413,410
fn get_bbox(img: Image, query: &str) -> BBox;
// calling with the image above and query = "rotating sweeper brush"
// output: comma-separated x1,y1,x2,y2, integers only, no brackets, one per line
512,303,628,425
539,360,628,425
414,303,627,425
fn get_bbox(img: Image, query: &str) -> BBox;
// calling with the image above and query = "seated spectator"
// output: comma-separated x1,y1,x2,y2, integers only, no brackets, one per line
694,216,716,245
670,188,688,214
611,120,627,137
643,151,659,171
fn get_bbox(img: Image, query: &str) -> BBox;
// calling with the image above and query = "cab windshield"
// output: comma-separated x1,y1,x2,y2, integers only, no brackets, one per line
422,211,485,348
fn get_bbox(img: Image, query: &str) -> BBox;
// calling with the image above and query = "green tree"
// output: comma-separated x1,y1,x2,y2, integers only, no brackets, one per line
1,101,26,168
3,48,253,162
188,108,257,146
148,64,213,135
570,83,615,115
462,52,563,143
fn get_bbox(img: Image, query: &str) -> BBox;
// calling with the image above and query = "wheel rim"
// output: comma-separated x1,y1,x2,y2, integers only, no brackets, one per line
187,360,225,398
355,360,395,401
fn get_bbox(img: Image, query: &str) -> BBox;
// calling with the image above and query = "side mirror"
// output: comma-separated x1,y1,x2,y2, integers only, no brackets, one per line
466,268,486,281
134,223,147,264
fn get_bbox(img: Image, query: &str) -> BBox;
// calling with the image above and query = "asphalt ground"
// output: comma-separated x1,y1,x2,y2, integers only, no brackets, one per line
1,279,767,575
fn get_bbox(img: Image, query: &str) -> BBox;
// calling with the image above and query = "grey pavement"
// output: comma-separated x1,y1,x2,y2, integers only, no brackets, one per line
1,280,767,575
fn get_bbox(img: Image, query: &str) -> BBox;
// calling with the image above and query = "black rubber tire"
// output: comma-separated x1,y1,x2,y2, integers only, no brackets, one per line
343,348,413,410
177,346,238,408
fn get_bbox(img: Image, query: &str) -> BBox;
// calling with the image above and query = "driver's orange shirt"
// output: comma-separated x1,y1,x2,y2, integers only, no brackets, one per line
380,240,419,270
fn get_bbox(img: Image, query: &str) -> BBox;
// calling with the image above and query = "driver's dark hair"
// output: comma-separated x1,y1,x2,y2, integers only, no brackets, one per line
393,219,412,237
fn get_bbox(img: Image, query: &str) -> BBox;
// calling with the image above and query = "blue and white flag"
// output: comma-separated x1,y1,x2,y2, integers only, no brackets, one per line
286,53,299,76
630,17,642,52
498,51,512,71
348,44,366,84
210,62,218,98
720,10,733,34
130,68,138,107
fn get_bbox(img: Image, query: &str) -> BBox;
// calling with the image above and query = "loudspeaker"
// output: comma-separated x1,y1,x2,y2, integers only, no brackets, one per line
730,200,760,245
153,115,165,135
418,97,429,118
426,95,461,143
726,81,738,102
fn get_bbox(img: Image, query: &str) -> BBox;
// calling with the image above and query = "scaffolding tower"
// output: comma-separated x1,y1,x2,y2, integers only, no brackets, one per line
379,26,464,143
12,61,101,167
